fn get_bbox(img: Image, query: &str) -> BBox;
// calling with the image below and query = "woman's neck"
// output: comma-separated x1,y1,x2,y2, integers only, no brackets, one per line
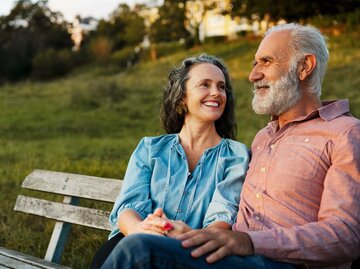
178,122,221,150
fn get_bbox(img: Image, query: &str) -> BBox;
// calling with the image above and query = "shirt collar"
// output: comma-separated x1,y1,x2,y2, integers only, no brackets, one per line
267,99,350,131
318,99,350,121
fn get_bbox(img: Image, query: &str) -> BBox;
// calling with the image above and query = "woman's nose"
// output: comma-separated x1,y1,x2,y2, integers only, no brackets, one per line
209,85,220,96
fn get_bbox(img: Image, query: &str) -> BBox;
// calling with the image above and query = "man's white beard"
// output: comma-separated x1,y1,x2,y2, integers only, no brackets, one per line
252,63,301,116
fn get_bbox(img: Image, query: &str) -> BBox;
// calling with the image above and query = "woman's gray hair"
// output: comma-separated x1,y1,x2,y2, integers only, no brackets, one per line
160,54,236,139
265,23,329,97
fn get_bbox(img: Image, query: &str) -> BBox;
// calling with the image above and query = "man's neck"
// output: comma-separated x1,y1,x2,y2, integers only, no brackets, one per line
278,96,322,128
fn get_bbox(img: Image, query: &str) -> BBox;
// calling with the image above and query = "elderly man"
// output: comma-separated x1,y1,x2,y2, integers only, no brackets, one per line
101,23,360,269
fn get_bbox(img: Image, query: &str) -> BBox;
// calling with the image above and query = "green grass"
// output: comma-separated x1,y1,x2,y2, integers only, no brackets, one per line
0,30,359,268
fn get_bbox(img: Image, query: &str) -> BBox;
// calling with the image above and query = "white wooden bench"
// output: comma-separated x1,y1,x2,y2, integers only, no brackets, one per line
0,169,122,269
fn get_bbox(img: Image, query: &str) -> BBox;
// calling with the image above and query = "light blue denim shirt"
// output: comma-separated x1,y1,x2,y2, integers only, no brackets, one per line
108,134,249,239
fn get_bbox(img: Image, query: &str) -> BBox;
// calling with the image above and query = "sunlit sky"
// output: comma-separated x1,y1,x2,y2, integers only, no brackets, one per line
0,0,162,21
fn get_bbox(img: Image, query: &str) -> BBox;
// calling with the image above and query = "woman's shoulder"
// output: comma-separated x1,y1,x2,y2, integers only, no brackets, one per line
141,134,178,148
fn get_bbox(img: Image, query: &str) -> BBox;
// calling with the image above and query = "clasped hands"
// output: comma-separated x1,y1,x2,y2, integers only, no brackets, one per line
139,208,254,263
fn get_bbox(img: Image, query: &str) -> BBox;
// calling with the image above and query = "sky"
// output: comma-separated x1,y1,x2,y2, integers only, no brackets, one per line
0,0,162,21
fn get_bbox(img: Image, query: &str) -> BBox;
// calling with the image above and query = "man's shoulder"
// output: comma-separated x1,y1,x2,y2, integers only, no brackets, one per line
326,113,360,133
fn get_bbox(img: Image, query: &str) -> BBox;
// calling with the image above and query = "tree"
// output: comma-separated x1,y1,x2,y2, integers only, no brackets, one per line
229,0,360,22
150,0,190,43
0,0,72,80
87,4,145,51
184,0,222,44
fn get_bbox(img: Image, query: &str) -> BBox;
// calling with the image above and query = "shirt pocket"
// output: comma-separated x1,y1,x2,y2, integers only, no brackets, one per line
272,136,328,181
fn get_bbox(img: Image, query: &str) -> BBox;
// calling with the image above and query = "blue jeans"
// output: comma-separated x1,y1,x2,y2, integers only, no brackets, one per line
101,234,297,269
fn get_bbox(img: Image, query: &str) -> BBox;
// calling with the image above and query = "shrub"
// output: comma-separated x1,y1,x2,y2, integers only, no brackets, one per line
88,36,113,62
32,48,73,80
110,47,138,68
139,41,187,61
70,79,126,109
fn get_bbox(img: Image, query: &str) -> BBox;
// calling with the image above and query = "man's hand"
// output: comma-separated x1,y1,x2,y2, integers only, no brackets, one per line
176,228,254,263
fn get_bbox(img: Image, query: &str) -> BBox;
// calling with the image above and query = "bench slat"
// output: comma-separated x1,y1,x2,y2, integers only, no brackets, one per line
14,195,112,231
22,169,122,203
0,247,71,269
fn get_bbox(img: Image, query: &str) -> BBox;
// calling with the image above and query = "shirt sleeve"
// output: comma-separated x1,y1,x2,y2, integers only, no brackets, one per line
247,124,360,267
203,142,250,227
108,137,153,237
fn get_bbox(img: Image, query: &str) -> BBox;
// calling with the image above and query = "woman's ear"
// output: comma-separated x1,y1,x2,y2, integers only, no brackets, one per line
299,54,316,81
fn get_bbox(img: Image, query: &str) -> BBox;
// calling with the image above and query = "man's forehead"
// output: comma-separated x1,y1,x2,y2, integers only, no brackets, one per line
255,30,291,61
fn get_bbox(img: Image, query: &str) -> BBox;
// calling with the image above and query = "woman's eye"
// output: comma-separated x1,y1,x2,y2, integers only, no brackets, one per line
219,84,226,91
200,82,209,87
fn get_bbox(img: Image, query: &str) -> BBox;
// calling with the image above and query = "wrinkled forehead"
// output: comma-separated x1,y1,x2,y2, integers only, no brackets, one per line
255,30,292,61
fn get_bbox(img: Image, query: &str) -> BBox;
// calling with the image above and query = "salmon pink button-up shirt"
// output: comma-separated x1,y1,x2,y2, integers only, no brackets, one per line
233,100,360,269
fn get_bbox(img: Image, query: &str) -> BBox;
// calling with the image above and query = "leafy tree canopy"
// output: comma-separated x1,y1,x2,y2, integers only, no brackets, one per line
0,0,72,80
229,0,360,21
88,4,145,51
150,0,190,43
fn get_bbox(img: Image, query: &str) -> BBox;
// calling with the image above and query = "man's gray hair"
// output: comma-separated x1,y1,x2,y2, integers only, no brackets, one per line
265,23,329,97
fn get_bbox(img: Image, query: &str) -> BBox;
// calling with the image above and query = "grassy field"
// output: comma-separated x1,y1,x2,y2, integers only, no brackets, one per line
0,30,359,268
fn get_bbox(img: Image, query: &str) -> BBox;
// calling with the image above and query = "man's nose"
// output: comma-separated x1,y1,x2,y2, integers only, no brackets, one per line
249,67,264,82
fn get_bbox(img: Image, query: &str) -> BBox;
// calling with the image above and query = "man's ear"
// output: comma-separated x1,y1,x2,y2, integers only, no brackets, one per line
299,54,316,81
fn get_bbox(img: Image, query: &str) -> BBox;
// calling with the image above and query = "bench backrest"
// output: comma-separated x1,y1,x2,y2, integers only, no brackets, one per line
13,169,122,264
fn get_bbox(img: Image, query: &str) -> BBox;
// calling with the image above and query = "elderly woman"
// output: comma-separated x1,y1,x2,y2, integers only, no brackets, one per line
91,54,249,268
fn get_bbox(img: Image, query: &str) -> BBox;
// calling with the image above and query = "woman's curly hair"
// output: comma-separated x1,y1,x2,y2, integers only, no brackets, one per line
160,54,237,139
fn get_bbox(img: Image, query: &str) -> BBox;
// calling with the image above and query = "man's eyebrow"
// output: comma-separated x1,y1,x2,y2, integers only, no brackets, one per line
252,56,274,66
260,56,274,62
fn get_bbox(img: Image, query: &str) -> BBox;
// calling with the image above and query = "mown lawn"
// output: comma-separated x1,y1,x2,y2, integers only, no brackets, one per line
0,29,359,268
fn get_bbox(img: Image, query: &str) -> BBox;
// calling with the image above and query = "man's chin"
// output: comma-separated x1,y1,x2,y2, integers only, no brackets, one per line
252,100,272,115
252,106,271,115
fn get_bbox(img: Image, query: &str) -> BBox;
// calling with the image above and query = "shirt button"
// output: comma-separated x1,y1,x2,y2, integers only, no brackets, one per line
257,146,260,150
260,167,267,173
270,144,275,149
255,216,260,221
304,138,310,143
255,192,261,199
177,209,182,213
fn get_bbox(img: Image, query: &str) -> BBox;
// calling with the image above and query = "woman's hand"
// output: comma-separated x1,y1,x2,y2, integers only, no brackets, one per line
142,208,192,237
118,209,164,236
128,219,165,235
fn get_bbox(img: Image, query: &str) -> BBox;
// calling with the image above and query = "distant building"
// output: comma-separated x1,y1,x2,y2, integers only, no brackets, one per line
190,0,285,42
70,16,98,51
138,6,159,49
199,12,252,41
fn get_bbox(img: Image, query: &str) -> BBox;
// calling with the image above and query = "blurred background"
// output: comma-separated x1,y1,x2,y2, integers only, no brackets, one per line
0,0,359,268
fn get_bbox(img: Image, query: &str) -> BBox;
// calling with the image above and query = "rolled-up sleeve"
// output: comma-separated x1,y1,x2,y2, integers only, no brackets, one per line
109,138,153,238
203,142,249,227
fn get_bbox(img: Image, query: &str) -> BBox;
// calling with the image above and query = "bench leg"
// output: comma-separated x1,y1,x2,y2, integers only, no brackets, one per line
44,196,79,263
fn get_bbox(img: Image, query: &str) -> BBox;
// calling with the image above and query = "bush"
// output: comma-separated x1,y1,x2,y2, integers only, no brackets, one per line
32,48,73,80
88,36,113,62
139,41,187,61
110,47,138,68
204,35,227,44
70,79,126,109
